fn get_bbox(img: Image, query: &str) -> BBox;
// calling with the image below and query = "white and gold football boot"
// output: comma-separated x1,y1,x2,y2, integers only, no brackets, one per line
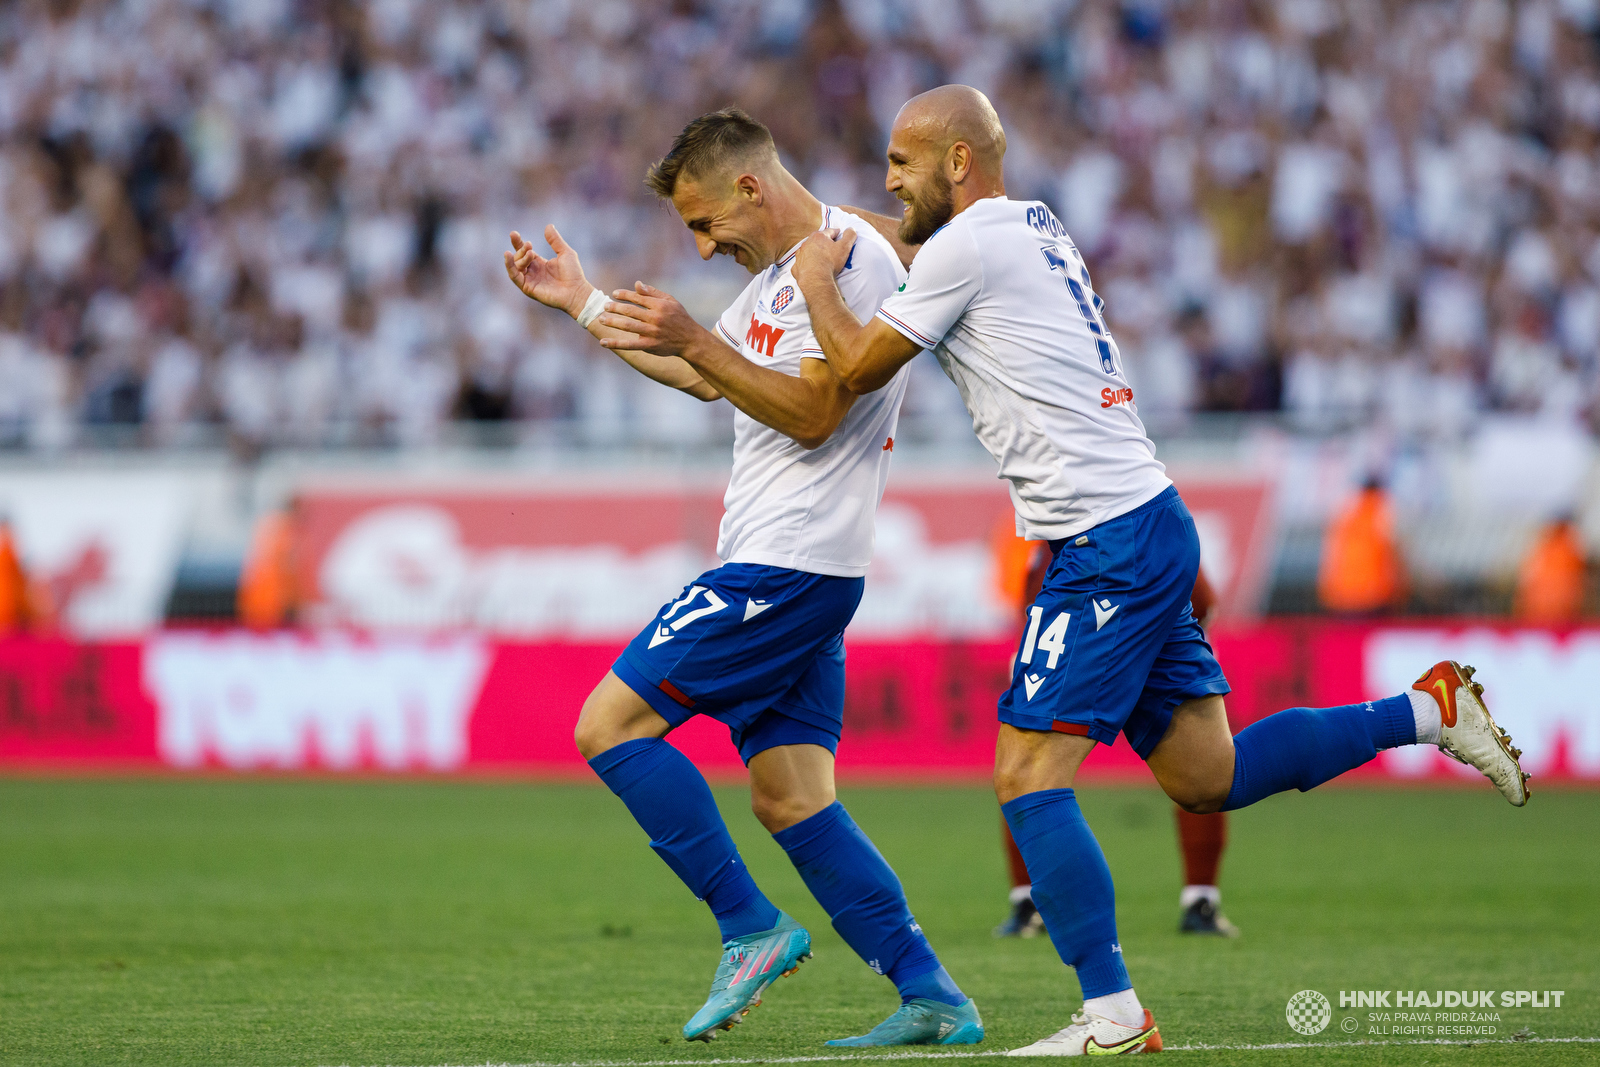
1413,661,1530,806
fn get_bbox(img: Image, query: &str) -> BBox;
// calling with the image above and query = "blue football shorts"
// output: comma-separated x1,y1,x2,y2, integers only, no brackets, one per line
613,562,865,764
998,486,1231,758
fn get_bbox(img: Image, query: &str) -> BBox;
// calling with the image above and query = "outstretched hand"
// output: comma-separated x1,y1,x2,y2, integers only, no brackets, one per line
597,283,703,358
504,225,591,318
794,227,857,289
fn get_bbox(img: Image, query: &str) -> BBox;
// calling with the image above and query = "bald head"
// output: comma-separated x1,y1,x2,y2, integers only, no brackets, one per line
893,85,1007,173
883,85,1007,244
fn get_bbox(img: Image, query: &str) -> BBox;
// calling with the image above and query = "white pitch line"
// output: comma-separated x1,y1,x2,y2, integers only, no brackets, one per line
1169,1035,1600,1051
327,1034,1600,1067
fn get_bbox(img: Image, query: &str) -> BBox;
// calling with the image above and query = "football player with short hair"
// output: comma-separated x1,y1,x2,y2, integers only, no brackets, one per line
506,107,982,1049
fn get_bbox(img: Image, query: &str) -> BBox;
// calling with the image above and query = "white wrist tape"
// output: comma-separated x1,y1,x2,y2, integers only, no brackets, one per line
575,288,608,329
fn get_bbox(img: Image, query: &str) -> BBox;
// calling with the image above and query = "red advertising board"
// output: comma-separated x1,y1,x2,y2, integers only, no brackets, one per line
4,623,1596,783
0,638,160,764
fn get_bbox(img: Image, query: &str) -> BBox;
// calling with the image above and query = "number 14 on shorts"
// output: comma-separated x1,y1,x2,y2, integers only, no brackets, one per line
1020,608,1070,669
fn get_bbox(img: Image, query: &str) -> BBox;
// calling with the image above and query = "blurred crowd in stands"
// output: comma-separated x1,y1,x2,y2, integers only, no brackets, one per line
4,0,1600,452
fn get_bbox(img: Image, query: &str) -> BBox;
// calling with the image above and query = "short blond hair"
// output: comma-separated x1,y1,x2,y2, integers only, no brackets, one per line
645,107,776,199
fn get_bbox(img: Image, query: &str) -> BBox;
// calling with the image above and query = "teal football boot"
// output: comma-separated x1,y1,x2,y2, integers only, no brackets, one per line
682,913,812,1041
825,997,985,1046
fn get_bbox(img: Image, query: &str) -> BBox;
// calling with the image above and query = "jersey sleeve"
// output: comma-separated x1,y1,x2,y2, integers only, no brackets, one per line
716,279,758,351
825,233,905,355
873,222,982,349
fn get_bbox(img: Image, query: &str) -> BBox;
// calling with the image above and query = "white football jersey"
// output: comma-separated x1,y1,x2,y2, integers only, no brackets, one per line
874,197,1170,540
712,206,910,577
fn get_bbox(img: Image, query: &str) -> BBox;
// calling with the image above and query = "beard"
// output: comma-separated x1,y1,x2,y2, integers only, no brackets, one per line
898,171,954,245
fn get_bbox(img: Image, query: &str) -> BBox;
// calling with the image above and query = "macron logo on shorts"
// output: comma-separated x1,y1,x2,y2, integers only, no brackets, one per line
743,598,773,621
1023,673,1045,700
1093,599,1119,630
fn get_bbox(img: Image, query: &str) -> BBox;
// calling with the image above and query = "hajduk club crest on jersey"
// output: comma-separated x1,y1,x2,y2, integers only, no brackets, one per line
772,285,795,313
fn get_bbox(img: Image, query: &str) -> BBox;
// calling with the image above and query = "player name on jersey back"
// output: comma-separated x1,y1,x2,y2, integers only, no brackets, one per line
873,196,1170,541
712,206,910,577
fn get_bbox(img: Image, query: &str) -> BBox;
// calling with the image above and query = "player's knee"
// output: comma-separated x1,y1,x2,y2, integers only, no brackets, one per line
572,715,606,761
1172,790,1227,815
573,688,623,760
992,726,1084,803
993,753,1055,804
1158,763,1233,814
749,791,785,832
992,760,1029,805
749,791,805,833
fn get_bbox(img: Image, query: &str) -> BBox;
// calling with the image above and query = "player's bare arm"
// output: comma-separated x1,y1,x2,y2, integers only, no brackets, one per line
600,284,857,450
792,229,921,395
504,226,721,402
838,205,921,270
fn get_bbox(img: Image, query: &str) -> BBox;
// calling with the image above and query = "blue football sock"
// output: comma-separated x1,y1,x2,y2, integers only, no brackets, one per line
588,738,780,942
774,802,966,1007
896,963,968,1006
1002,789,1130,999
1222,694,1415,811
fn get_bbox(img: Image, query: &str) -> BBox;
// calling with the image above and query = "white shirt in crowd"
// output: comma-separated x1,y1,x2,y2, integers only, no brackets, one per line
713,206,909,578
874,196,1171,541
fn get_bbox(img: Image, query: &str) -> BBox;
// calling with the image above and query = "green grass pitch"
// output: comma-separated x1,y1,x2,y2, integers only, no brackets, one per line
1,777,1595,1067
